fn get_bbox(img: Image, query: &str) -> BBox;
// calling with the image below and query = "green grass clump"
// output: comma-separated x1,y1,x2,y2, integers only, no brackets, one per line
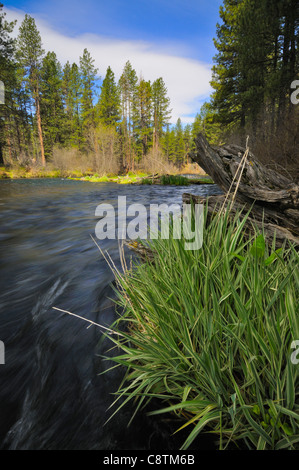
140,178,153,185
106,206,299,450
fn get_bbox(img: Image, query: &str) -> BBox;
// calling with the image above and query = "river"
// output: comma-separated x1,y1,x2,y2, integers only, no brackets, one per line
0,178,222,450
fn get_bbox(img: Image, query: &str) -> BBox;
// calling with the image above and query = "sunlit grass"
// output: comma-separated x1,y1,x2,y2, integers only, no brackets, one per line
0,167,152,183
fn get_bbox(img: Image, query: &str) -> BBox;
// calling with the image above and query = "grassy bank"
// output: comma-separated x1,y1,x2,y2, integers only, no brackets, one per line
140,174,214,185
0,166,152,184
0,166,213,185
105,206,299,450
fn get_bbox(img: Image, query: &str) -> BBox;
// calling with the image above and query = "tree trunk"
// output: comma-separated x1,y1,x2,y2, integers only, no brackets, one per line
35,93,45,166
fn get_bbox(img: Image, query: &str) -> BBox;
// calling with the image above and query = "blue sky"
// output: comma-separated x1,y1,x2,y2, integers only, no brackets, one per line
4,0,224,123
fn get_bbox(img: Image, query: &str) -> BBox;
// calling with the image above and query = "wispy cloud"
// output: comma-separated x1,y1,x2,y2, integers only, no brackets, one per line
5,6,212,124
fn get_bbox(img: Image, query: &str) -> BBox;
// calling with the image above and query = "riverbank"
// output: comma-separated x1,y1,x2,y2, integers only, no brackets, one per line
0,166,214,185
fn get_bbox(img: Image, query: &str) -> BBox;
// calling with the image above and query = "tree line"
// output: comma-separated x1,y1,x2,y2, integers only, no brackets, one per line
198,0,299,172
0,5,198,172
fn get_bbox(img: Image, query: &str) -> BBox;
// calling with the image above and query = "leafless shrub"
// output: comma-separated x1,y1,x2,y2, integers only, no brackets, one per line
49,146,92,173
87,124,120,174
179,162,206,175
138,147,178,174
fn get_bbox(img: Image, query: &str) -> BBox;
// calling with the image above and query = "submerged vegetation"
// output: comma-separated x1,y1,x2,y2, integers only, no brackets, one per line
105,206,299,450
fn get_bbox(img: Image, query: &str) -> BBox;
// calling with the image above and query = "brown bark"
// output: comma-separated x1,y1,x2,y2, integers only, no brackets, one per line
35,95,45,166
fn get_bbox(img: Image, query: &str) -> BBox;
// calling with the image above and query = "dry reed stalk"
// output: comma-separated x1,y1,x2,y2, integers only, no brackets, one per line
52,306,124,337
218,136,250,217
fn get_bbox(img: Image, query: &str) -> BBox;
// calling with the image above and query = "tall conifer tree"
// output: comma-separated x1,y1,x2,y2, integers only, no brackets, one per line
151,77,171,150
79,48,98,131
0,3,16,164
40,51,64,156
16,14,46,165
97,66,120,127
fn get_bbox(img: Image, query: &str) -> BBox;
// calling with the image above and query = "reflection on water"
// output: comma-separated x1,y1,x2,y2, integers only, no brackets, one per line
0,178,222,450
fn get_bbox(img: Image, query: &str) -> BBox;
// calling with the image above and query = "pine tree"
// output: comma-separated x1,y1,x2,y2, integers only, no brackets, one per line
97,66,120,127
0,3,16,164
168,128,177,163
79,48,98,132
174,118,185,167
64,62,82,147
276,0,299,119
211,0,299,143
1,6,179,172
132,78,152,159
4,63,33,163
61,62,83,147
183,124,192,164
16,14,46,165
195,102,222,144
119,61,138,169
210,0,245,131
151,77,171,150
40,51,64,156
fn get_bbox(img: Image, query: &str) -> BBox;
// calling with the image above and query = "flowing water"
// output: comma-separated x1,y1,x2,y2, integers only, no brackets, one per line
0,178,222,450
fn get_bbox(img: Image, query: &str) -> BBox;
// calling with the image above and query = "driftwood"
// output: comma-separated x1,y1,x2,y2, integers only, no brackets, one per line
186,133,299,247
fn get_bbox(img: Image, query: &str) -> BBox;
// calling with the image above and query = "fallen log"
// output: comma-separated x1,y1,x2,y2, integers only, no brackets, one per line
188,134,299,246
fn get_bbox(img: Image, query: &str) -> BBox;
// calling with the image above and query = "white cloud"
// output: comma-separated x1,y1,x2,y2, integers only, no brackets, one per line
5,7,212,124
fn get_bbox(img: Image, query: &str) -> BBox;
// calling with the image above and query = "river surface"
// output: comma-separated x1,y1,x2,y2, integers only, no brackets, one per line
0,178,222,450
